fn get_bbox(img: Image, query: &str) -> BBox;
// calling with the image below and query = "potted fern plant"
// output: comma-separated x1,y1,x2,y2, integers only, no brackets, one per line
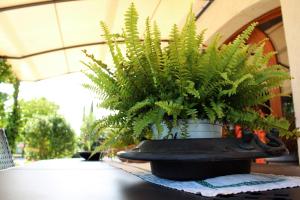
83,4,291,179
78,104,104,161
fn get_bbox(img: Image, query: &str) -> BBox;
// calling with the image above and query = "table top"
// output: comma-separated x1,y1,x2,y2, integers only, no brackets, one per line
0,158,299,200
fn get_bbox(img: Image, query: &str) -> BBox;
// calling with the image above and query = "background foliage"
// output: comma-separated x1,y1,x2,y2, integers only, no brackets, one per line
5,80,21,152
0,59,16,126
24,115,76,160
20,98,76,160
0,59,21,152
18,97,59,144
19,97,59,121
1,59,77,157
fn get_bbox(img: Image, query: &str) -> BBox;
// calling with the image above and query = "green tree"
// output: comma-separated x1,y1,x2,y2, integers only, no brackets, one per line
0,59,20,151
24,115,76,160
5,80,21,152
20,97,59,120
49,116,76,158
19,98,75,160
0,92,8,127
0,59,15,125
18,98,59,150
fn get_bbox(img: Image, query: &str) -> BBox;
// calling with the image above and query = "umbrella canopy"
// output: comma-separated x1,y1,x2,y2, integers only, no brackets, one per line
0,0,208,81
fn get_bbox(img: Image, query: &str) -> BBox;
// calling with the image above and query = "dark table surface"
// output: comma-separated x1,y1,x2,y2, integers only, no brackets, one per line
0,158,299,200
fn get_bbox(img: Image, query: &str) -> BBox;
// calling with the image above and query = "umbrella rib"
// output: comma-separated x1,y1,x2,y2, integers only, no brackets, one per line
53,1,70,74
1,39,170,60
0,0,81,12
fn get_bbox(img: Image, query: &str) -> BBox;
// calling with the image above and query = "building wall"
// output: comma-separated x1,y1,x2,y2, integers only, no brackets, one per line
196,0,280,43
281,0,300,129
280,0,300,164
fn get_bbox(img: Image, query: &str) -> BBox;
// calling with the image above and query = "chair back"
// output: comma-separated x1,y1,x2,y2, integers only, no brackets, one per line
0,128,14,170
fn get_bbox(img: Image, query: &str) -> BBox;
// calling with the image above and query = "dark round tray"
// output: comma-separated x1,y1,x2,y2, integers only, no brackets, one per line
118,133,288,180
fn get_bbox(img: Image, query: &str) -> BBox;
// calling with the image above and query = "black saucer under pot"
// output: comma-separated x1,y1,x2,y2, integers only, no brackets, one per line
117,132,287,180
79,151,104,161
150,160,251,180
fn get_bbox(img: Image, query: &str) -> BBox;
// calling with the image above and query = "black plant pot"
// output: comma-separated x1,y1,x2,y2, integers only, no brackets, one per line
117,132,287,180
79,151,104,161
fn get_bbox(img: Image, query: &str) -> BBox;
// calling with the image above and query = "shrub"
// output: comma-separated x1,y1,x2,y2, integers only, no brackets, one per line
24,115,76,160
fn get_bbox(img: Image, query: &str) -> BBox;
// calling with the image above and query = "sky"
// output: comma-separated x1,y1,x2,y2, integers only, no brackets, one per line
1,72,110,135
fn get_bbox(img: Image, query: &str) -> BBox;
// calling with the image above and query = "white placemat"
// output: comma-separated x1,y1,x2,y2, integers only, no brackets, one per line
109,161,300,197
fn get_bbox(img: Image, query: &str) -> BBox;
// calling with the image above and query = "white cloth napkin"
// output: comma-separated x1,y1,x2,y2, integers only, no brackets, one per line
109,161,300,197
137,172,300,197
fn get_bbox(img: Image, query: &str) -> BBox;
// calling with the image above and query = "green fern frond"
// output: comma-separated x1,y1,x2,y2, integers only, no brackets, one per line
82,50,114,76
155,101,183,116
133,108,164,138
210,101,225,118
219,23,257,71
100,21,123,68
203,105,216,123
127,98,154,118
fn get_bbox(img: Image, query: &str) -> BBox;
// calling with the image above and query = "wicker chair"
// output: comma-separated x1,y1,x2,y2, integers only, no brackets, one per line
0,128,14,170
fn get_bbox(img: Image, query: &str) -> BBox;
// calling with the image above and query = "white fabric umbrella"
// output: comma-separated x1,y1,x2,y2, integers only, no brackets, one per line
0,0,210,81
